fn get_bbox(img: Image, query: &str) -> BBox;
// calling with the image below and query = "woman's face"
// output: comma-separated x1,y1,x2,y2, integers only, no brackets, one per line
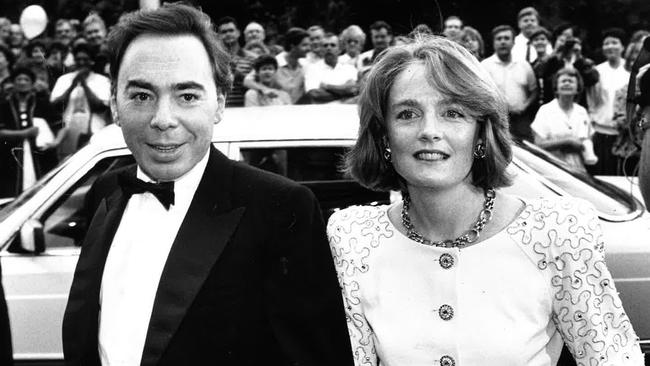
13,74,33,93
258,64,276,84
345,37,362,56
463,35,479,55
556,74,578,97
386,62,480,191
602,36,624,61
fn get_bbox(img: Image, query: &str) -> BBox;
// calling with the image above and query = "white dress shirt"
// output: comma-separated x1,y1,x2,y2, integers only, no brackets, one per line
98,149,210,366
512,32,552,63
304,60,358,92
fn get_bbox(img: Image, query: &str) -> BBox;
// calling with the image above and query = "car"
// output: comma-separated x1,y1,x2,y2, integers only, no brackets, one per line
0,104,649,364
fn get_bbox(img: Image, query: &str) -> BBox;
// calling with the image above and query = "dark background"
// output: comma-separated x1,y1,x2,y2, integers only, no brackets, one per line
2,0,650,59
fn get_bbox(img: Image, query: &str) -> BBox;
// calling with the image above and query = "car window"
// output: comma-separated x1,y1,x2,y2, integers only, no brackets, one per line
515,143,637,218
38,155,135,250
240,146,390,219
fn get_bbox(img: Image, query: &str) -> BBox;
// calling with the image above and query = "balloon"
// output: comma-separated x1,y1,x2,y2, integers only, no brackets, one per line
19,5,48,40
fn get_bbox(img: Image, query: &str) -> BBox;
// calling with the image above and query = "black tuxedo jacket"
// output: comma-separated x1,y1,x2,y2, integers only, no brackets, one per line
62,146,353,365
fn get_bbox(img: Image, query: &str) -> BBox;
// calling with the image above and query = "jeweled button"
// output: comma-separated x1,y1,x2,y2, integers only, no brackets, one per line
438,304,454,321
440,355,455,366
439,253,454,269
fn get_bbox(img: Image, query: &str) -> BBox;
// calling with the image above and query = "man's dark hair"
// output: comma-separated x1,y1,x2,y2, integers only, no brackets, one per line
216,16,238,30
48,41,68,56
25,39,47,58
369,21,392,35
283,27,309,51
0,44,15,68
491,25,515,40
517,6,539,21
602,27,626,45
253,54,278,72
72,42,96,59
107,3,232,95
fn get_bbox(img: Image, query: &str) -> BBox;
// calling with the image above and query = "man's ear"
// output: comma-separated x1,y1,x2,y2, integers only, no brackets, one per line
110,95,119,126
215,93,226,124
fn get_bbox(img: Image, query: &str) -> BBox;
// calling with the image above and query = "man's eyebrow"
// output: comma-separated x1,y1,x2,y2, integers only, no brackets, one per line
125,79,154,90
175,81,206,91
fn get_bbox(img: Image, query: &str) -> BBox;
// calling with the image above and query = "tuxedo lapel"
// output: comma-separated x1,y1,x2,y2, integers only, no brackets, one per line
141,147,245,366
63,187,128,363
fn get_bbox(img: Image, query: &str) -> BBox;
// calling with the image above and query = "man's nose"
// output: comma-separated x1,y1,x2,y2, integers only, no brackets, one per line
150,97,179,130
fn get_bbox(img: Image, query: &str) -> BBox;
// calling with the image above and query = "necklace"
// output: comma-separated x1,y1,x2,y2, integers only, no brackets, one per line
401,188,496,249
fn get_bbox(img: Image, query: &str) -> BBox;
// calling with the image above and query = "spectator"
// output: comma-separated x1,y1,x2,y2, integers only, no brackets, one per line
411,23,433,36
590,28,629,175
512,7,552,63
55,19,75,47
83,13,107,47
338,24,366,69
482,25,538,141
50,42,111,158
244,27,311,104
46,41,68,82
612,32,650,175
0,44,14,96
25,39,47,63
243,21,265,46
244,55,291,106
528,27,552,103
460,26,484,60
306,25,325,66
442,16,463,41
305,33,358,103
244,40,269,56
0,66,57,197
8,24,25,59
216,16,255,107
359,20,393,70
532,68,595,173
0,18,10,45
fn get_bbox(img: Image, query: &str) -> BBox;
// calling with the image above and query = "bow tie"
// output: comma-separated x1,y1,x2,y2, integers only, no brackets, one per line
118,172,175,210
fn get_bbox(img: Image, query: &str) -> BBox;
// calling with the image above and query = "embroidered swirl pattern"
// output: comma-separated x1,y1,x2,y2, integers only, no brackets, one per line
327,199,643,366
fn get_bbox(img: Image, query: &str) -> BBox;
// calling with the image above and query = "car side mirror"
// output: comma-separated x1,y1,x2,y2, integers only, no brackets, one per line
20,219,45,254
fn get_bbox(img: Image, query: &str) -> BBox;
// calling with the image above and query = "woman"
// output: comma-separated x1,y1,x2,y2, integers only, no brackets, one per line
244,54,291,106
460,26,484,60
532,68,596,172
338,25,366,70
327,36,642,365
0,66,56,197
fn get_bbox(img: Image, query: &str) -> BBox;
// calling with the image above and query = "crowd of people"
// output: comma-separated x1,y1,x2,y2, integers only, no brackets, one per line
0,5,648,198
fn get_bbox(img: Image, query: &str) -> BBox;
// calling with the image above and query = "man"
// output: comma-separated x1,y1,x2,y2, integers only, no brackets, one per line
244,27,311,104
62,4,352,365
591,28,630,175
359,21,392,69
511,7,552,63
305,25,325,66
83,13,107,47
305,33,358,103
0,18,10,45
442,16,463,42
482,25,538,141
243,21,265,46
216,16,255,107
56,19,75,47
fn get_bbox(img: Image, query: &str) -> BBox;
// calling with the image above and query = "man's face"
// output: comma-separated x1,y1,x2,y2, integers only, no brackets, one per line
371,28,391,51
602,36,624,61
531,34,549,55
244,23,264,44
56,22,73,45
13,74,33,94
9,25,23,47
258,64,276,84
443,19,462,39
84,22,106,46
309,28,325,56
30,45,46,61
74,51,93,70
112,34,224,182
493,30,514,58
0,22,10,43
322,36,340,65
518,14,539,37
218,22,240,46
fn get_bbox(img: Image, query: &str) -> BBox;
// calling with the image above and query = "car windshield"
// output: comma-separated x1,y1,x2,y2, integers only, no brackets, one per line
0,162,67,223
516,141,640,218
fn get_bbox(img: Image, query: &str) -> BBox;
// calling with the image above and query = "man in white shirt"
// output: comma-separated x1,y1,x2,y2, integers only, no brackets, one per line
243,21,265,47
591,28,630,175
511,7,552,63
305,33,358,103
359,20,393,72
482,25,538,141
442,16,463,42
62,4,353,366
